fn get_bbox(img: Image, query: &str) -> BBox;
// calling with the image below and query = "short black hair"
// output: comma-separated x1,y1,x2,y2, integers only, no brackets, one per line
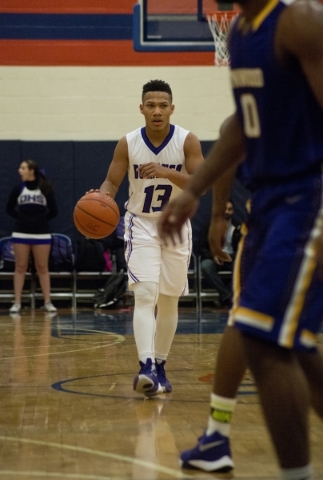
142,79,173,102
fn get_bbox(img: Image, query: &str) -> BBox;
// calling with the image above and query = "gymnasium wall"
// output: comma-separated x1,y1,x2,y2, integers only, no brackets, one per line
0,140,248,244
0,66,233,141
0,0,234,140
0,0,243,243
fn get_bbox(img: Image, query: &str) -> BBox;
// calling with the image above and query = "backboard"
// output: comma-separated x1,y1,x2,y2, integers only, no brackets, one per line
133,0,237,52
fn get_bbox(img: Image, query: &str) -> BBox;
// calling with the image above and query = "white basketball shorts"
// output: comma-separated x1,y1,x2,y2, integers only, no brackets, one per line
124,211,192,297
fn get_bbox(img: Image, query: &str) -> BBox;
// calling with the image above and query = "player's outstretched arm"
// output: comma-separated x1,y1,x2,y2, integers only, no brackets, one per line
157,113,245,244
100,136,129,199
208,166,238,262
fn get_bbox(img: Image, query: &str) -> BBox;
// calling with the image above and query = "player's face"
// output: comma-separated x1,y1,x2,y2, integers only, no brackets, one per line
224,201,234,220
18,162,35,182
140,91,174,132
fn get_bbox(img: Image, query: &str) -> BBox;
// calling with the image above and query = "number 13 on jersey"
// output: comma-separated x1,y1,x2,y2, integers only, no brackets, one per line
142,184,172,213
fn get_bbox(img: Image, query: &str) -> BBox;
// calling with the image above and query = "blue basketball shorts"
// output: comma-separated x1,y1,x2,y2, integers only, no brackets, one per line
229,172,323,351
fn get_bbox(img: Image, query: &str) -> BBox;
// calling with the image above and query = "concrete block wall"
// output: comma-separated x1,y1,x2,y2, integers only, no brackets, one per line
0,66,234,141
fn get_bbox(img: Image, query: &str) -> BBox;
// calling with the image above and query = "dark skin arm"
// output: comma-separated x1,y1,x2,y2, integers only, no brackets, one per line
208,115,241,261
208,166,238,262
157,113,246,247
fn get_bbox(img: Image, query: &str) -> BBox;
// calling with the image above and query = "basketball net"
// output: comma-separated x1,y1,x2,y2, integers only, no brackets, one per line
207,12,238,67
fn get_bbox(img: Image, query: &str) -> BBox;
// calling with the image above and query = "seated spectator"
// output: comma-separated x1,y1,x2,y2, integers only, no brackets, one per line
198,200,241,308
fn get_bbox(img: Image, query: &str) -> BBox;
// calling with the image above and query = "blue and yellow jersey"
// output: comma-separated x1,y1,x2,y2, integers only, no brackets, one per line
229,0,323,189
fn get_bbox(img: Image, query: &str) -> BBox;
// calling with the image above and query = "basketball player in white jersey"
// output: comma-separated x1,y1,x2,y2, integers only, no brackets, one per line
99,80,204,396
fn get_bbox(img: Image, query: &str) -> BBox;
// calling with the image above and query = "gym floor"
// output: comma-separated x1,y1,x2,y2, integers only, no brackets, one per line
0,304,322,480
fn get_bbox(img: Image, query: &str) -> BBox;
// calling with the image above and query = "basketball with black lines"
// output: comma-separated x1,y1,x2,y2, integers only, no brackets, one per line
73,192,120,239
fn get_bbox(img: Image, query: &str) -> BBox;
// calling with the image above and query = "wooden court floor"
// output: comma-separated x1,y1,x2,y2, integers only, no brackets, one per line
0,306,322,480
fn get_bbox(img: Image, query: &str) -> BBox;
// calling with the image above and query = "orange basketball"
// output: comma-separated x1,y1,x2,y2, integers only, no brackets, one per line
73,192,120,239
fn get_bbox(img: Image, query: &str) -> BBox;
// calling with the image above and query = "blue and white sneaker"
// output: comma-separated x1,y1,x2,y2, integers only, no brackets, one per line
155,360,172,393
179,431,234,473
133,359,163,397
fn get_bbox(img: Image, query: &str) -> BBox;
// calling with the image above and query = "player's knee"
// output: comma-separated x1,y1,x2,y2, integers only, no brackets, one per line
132,281,158,308
157,293,179,308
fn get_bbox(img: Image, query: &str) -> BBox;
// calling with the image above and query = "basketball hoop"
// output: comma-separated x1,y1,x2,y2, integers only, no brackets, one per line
207,11,238,67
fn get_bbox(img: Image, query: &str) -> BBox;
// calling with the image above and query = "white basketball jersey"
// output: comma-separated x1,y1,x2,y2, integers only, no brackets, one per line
125,124,189,218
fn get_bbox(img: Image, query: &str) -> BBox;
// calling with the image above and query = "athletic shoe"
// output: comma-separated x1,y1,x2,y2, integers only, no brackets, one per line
9,303,21,313
179,431,234,473
44,302,57,313
155,360,172,393
133,359,163,397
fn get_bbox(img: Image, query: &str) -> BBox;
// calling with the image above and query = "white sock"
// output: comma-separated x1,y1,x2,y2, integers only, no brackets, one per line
206,393,237,437
132,282,158,362
281,464,313,480
154,293,179,360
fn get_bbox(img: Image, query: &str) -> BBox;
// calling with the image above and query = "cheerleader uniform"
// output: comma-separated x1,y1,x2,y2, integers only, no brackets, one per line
6,180,58,244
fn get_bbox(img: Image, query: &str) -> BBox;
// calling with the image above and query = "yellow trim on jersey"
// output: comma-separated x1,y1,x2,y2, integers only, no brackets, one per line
279,240,317,348
228,222,247,326
252,0,280,31
300,329,316,349
234,306,274,331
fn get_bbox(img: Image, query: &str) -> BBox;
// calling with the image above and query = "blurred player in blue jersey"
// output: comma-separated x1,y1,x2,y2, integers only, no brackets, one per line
158,1,323,479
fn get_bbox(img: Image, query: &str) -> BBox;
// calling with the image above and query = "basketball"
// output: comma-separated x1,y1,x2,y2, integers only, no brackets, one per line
73,192,120,239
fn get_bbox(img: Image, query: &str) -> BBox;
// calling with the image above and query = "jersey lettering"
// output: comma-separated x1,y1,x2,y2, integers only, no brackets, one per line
133,163,182,179
161,164,182,172
240,93,261,138
142,184,173,213
20,194,46,205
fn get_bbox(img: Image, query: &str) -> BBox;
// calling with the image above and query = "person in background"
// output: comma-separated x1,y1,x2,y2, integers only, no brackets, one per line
6,160,58,313
199,200,241,308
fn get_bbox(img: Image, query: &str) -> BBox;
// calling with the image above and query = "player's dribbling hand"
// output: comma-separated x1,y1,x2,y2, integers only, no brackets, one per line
157,190,199,245
86,189,111,196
